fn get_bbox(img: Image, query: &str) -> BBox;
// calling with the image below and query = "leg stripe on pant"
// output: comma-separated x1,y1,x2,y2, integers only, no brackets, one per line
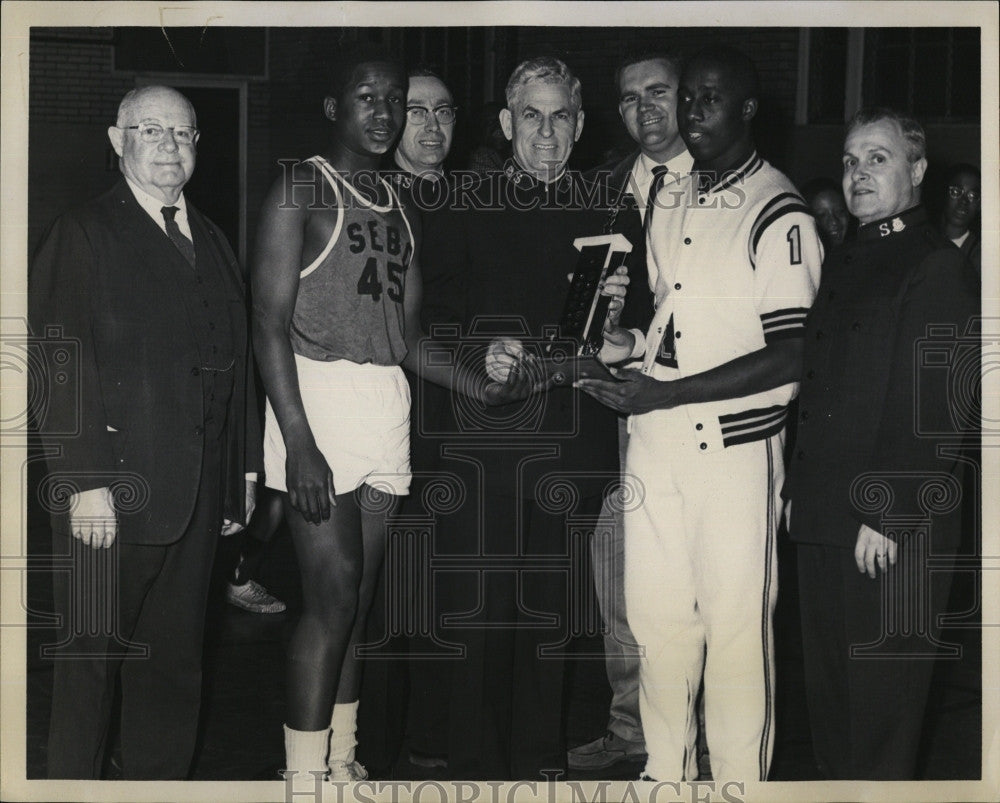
758,438,775,782
682,679,692,782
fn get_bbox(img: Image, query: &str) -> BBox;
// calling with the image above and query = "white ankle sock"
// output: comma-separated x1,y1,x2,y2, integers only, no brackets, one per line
283,724,330,775
327,701,359,766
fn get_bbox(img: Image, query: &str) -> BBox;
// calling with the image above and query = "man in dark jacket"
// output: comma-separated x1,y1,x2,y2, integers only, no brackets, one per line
31,85,260,779
419,55,620,780
783,107,979,779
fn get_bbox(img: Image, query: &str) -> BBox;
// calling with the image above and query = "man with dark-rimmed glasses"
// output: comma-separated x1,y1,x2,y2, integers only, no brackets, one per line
391,68,457,193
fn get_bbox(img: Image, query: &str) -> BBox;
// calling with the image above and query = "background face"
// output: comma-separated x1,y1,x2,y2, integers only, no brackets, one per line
944,169,981,232
331,62,407,158
396,75,455,173
618,58,682,162
842,119,923,224
112,87,198,202
809,188,850,246
501,81,583,179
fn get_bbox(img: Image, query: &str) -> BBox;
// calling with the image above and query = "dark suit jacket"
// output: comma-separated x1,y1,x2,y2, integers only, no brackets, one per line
784,206,979,550
957,228,981,276
30,180,261,545
584,151,656,334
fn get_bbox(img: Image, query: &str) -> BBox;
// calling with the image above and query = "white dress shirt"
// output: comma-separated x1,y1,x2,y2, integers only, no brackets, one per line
631,149,695,224
124,178,193,241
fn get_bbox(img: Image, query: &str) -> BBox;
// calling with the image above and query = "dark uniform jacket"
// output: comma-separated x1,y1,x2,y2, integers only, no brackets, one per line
382,166,456,470
421,160,619,499
784,205,979,549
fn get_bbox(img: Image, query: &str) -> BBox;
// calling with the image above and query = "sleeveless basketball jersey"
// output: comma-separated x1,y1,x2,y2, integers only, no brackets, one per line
288,156,414,365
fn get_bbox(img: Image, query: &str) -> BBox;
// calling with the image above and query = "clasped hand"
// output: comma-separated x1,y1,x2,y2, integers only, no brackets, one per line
484,266,633,403
483,338,550,404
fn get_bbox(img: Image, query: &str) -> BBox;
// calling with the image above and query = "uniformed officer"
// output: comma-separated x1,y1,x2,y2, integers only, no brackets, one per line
783,107,979,780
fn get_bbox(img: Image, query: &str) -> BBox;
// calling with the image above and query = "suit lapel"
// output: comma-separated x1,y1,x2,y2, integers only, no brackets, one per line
609,151,640,196
107,181,201,337
109,181,196,276
613,154,642,233
187,206,242,296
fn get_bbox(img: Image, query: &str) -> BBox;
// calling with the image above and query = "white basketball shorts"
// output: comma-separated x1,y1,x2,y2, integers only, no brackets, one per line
263,354,411,497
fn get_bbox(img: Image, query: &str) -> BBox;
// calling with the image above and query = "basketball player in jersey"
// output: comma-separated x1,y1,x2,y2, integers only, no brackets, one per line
251,51,555,786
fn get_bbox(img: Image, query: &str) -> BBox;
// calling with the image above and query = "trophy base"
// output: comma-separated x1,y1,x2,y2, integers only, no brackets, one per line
541,354,623,386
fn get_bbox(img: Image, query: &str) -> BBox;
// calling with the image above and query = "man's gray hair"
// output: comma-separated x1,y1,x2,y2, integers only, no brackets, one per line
505,56,582,114
847,107,926,163
115,85,196,126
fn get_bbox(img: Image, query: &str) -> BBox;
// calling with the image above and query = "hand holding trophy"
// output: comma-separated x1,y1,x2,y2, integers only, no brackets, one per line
546,233,634,384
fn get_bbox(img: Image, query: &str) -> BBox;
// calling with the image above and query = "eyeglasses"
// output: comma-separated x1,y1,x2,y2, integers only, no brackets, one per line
406,105,457,125
948,185,980,202
120,122,199,145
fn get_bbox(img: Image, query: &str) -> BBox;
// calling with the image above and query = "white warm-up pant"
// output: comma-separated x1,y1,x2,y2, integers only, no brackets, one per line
624,408,783,782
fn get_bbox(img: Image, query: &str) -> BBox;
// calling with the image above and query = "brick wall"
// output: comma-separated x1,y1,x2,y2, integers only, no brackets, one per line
30,35,134,125
27,26,982,260
28,33,135,251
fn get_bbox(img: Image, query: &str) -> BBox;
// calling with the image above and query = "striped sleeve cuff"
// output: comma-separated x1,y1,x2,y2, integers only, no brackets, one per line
760,307,809,342
719,404,788,447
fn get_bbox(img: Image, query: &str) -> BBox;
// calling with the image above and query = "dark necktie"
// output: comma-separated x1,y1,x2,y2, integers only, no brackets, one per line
161,205,196,266
644,165,670,232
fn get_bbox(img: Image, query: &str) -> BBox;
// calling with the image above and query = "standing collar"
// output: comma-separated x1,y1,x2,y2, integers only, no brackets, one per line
383,167,415,191
388,155,444,188
856,205,926,242
694,150,763,195
503,157,571,190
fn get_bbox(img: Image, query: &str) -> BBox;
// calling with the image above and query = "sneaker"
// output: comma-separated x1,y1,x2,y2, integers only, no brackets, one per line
226,580,286,613
328,759,368,782
567,732,647,771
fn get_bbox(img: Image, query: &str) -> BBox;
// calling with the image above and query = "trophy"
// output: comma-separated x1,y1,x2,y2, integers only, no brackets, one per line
544,233,633,385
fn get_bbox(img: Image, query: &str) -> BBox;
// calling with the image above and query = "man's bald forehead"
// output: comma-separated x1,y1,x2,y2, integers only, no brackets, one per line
116,85,195,125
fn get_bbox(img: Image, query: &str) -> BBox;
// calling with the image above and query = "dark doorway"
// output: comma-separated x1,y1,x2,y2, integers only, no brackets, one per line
175,86,242,260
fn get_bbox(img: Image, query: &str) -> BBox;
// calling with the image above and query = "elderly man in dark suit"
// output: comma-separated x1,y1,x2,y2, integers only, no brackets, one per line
30,84,260,779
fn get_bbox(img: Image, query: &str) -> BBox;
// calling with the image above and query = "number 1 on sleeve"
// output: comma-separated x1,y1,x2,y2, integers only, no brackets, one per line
786,225,802,265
